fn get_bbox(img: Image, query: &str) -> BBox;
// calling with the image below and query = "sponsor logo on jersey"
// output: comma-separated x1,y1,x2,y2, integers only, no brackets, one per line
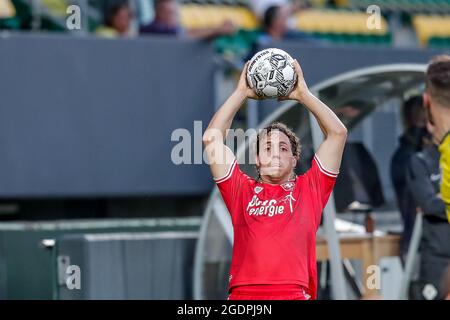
280,193,296,213
254,186,263,194
430,173,441,182
281,181,295,191
246,195,285,217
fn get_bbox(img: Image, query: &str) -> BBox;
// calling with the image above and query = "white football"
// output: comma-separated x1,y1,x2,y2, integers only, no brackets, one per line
246,48,297,99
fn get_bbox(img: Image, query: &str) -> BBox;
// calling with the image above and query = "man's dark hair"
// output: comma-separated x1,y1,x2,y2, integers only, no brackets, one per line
105,2,129,27
263,5,281,31
256,122,301,159
425,54,450,108
402,95,424,129
154,0,173,10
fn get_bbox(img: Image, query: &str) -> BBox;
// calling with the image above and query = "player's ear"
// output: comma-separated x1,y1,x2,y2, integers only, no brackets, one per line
291,156,297,168
423,92,430,108
423,92,436,124
256,155,260,168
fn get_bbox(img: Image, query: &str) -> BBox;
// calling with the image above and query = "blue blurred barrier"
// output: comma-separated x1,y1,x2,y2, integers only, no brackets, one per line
0,34,215,197
56,232,197,299
0,217,200,299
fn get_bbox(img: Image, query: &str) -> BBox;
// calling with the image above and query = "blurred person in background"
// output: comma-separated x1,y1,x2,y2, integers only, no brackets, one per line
406,120,450,300
249,0,302,19
258,5,290,43
443,265,450,300
96,2,134,38
256,5,318,46
390,96,427,260
139,0,236,40
423,55,450,224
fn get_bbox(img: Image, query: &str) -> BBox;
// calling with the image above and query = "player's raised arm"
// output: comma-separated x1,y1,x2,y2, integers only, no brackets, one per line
202,63,258,180
281,60,347,172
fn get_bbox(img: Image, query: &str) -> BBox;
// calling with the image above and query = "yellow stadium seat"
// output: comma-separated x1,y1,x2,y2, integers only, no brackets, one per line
413,15,450,47
335,0,351,8
294,9,388,35
41,0,69,17
179,4,258,30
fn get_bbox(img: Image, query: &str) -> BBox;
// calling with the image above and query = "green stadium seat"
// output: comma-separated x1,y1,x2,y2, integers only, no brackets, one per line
428,36,450,48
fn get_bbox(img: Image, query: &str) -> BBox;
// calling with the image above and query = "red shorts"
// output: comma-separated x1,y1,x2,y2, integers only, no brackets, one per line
227,284,312,300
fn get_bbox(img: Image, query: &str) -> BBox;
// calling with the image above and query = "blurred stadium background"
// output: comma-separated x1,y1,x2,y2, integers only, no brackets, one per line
0,0,449,300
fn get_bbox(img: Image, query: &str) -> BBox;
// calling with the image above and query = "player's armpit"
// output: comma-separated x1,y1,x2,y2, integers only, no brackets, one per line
314,133,346,174
203,141,236,181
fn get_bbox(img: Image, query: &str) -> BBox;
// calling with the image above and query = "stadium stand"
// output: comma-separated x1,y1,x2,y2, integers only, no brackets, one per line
2,0,448,50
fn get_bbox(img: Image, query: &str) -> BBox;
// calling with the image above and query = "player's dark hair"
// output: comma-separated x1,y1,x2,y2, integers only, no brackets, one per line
255,122,301,181
256,122,301,158
426,54,450,108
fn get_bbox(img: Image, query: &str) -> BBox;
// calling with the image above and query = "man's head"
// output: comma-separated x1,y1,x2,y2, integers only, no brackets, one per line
424,55,450,122
402,95,426,131
105,3,132,35
263,5,289,40
256,122,301,183
154,0,178,28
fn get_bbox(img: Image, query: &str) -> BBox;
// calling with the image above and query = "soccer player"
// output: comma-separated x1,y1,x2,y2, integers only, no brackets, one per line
423,54,450,223
202,60,347,300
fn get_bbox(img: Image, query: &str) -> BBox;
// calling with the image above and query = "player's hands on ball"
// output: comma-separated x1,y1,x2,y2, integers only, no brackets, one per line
236,62,261,100
278,59,310,103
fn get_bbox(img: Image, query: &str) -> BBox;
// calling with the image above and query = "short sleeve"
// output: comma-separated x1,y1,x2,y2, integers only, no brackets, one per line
215,159,251,222
303,154,338,228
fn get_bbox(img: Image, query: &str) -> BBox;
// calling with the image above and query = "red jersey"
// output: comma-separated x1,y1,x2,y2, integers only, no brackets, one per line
215,154,337,300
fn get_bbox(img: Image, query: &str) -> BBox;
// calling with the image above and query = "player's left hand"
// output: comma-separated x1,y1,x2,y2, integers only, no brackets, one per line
278,59,310,103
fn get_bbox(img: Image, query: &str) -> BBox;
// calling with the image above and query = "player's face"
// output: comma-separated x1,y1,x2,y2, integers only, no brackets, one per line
257,130,296,181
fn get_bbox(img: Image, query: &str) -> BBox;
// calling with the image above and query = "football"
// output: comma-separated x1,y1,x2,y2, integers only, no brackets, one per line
246,48,297,99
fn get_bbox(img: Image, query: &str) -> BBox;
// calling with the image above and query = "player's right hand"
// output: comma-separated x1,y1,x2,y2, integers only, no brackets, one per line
236,62,262,100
